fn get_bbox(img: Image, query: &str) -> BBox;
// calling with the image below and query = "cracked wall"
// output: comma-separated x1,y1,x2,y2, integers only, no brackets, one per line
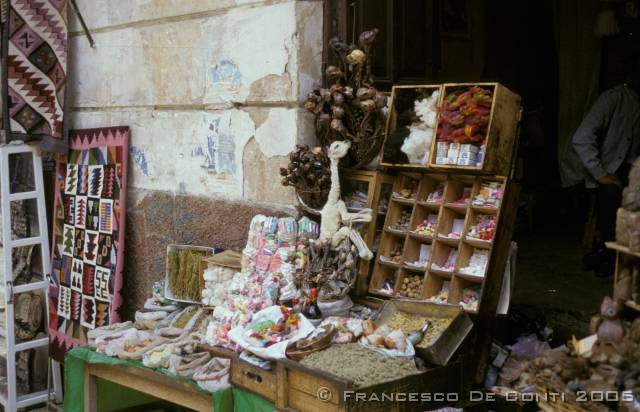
67,0,323,314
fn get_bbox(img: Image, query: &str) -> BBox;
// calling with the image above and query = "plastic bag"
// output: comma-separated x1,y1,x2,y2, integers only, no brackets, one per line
318,295,354,318
228,305,315,360
508,334,550,361
359,338,416,358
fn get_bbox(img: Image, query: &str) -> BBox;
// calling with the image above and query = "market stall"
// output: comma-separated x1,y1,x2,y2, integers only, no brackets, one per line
51,28,524,412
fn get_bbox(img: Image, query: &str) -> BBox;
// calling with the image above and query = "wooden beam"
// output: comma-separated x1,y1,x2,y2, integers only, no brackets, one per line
86,363,212,412
473,180,521,384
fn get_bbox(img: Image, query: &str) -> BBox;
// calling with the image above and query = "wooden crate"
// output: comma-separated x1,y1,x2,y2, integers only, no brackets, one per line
428,83,521,175
369,171,511,314
380,85,443,168
276,356,463,412
341,170,394,296
231,357,279,403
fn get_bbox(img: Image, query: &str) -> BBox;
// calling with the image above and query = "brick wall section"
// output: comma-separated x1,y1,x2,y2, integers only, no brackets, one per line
121,188,294,318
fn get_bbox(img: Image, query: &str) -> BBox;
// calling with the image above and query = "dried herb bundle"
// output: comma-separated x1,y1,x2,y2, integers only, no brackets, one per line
168,248,209,301
280,144,331,209
304,29,386,169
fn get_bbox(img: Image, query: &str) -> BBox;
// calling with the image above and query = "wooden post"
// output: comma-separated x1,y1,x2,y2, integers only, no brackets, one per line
83,365,98,412
472,180,520,384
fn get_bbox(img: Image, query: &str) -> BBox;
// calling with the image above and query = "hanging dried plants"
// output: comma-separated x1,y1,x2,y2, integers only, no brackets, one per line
304,29,386,169
280,144,331,211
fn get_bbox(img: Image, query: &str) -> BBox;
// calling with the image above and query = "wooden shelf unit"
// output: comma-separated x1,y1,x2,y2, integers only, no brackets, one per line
340,170,394,296
379,82,521,177
369,171,507,313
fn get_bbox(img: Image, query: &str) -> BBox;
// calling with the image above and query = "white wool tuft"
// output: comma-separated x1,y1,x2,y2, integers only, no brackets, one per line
400,90,439,164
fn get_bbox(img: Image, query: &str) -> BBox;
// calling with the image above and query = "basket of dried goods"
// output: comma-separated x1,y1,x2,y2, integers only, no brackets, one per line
286,324,336,361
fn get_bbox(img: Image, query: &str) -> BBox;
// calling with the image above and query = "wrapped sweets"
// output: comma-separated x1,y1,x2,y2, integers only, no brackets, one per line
427,283,450,304
460,286,480,311
472,181,503,208
459,249,488,278
467,214,496,241
414,214,438,237
432,249,458,272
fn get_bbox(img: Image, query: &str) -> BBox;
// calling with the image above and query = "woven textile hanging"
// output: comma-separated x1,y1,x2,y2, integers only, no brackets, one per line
1,0,68,153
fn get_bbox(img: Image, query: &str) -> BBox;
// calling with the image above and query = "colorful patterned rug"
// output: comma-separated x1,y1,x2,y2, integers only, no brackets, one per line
49,127,129,361
2,0,68,153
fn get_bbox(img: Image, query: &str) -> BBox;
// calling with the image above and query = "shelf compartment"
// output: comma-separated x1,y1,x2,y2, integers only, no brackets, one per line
436,206,466,242
380,85,443,168
410,203,439,238
369,264,401,297
385,201,413,233
429,241,458,275
391,172,421,201
396,270,425,299
378,236,405,267
402,236,432,268
449,277,482,313
417,174,447,203
424,272,450,299
455,242,488,281
469,178,504,211
464,209,497,244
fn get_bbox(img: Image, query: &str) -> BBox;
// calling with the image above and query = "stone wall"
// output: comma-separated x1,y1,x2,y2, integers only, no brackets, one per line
66,0,323,315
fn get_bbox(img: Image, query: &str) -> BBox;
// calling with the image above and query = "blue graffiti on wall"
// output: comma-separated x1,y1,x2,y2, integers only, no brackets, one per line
130,146,149,176
208,59,242,92
191,117,236,177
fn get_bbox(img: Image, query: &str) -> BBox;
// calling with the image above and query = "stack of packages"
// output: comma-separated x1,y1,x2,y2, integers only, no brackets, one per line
205,215,319,348
617,158,640,251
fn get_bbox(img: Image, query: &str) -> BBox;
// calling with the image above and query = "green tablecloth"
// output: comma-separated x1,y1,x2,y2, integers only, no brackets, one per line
64,347,274,412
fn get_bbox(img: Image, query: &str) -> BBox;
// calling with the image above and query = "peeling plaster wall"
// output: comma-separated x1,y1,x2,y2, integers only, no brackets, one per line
68,0,322,202
67,0,323,314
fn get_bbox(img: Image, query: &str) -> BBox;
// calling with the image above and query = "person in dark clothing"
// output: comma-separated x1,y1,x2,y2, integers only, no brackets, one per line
572,55,640,276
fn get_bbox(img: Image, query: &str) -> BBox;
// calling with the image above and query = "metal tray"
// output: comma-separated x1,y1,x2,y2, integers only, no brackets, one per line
374,299,473,366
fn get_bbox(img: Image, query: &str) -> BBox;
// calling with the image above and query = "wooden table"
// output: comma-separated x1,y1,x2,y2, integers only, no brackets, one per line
83,362,213,412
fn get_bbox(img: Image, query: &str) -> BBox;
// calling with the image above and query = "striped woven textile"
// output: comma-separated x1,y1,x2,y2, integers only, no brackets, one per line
1,0,68,153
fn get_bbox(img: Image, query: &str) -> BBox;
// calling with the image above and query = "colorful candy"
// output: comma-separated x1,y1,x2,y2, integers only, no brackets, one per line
467,214,496,241
413,214,438,237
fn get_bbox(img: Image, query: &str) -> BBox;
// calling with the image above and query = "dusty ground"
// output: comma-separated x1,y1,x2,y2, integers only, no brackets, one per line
498,229,612,345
